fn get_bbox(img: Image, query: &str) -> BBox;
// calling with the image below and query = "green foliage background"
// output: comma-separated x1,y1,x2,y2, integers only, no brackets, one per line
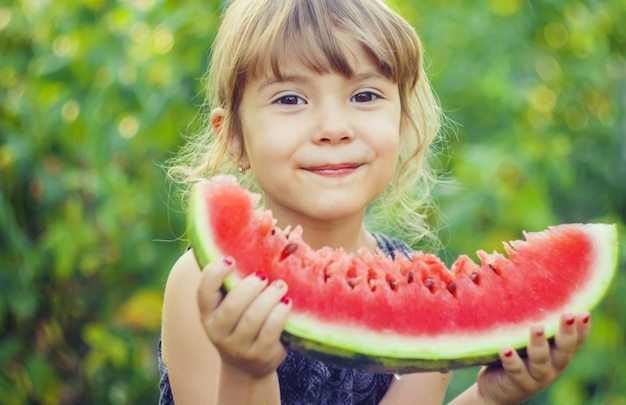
1,0,624,403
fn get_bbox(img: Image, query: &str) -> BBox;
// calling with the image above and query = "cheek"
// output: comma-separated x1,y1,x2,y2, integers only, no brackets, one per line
368,116,402,155
242,129,294,169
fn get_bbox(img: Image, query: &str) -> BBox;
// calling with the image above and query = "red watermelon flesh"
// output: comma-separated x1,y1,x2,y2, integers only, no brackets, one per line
188,175,618,372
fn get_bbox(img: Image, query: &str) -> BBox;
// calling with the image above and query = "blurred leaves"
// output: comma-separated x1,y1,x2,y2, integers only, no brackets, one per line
1,0,221,402
1,0,625,403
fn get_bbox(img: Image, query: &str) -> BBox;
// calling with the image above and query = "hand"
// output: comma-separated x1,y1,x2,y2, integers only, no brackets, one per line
475,312,590,405
197,256,292,379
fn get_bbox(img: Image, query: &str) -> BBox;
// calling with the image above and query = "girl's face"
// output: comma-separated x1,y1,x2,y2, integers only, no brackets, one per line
233,34,402,228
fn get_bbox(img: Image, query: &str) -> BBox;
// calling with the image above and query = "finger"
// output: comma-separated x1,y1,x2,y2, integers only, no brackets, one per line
575,312,591,350
257,293,292,345
253,294,292,362
498,346,528,384
197,257,235,318
232,279,289,344
552,312,578,370
526,324,552,382
210,270,269,337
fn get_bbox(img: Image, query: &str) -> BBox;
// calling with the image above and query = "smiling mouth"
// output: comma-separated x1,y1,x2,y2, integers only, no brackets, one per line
305,163,362,177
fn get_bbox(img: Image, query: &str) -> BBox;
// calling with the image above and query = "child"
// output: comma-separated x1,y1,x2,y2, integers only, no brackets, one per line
159,0,591,403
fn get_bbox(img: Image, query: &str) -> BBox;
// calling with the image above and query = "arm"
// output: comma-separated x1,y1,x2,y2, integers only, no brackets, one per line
162,250,220,403
380,371,451,405
161,251,290,404
449,312,591,405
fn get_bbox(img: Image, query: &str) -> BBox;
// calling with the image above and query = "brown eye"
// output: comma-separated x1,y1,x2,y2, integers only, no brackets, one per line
351,91,379,103
275,95,304,105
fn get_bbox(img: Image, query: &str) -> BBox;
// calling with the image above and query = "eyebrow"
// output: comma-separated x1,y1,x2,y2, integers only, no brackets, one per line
257,71,387,91
257,74,307,91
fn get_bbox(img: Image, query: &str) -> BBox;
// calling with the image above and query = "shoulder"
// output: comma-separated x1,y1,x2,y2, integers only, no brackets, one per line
371,232,414,259
164,249,201,289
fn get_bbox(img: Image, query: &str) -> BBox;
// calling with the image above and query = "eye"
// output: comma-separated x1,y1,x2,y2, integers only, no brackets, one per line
274,94,306,105
350,91,380,103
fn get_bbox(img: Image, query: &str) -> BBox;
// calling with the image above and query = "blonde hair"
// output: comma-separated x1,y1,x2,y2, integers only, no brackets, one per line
168,0,445,248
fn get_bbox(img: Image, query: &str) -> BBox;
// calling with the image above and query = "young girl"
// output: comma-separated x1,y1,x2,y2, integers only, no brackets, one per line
160,0,591,403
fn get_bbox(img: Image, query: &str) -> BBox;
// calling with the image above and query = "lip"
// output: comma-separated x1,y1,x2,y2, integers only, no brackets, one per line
304,163,363,177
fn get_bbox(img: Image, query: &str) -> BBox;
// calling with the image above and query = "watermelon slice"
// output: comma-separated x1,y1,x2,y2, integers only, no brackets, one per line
187,175,618,373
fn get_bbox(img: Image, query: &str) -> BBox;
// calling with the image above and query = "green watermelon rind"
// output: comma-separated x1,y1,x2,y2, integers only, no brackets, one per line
188,180,619,372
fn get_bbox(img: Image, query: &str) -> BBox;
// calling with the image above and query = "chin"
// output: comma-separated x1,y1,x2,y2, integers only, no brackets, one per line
307,202,369,222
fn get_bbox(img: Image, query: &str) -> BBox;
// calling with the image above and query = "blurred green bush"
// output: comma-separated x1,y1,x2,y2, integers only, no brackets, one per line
1,0,624,403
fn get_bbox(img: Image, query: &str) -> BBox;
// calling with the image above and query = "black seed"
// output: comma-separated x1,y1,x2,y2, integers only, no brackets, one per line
425,278,434,292
488,263,501,275
279,242,298,261
347,279,356,289
470,271,480,284
407,272,414,283
447,282,457,296
388,279,398,291
271,228,276,235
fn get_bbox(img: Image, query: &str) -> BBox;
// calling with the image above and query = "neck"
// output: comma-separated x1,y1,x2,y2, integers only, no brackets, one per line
274,211,377,254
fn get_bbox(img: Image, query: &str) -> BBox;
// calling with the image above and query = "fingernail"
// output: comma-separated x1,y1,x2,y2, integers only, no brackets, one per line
566,317,575,326
504,350,513,358
535,330,544,337
222,256,234,266
273,280,286,290
583,315,590,324
255,271,267,281
280,296,291,305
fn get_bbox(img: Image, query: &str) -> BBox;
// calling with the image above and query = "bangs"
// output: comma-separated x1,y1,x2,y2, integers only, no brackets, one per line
242,0,420,87
263,26,356,81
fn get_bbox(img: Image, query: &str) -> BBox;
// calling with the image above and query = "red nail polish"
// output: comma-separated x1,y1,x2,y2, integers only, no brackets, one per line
222,256,234,266
504,350,513,358
255,271,267,281
583,315,590,324
566,318,575,326
280,296,291,305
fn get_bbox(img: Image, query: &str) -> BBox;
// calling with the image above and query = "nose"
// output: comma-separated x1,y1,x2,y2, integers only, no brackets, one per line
313,101,355,144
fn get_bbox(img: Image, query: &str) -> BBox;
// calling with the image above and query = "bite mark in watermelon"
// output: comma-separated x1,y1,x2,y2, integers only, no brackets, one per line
187,175,618,373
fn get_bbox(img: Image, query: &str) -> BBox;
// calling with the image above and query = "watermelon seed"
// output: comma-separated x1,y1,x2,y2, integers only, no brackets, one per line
407,272,414,284
470,271,480,284
271,228,276,236
368,279,377,292
488,263,501,275
387,278,398,291
425,278,435,292
279,242,298,261
447,282,457,297
347,279,357,289
324,269,330,282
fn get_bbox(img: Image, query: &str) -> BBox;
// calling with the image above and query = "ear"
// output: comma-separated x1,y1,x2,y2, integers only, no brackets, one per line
211,108,249,170
210,108,225,137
